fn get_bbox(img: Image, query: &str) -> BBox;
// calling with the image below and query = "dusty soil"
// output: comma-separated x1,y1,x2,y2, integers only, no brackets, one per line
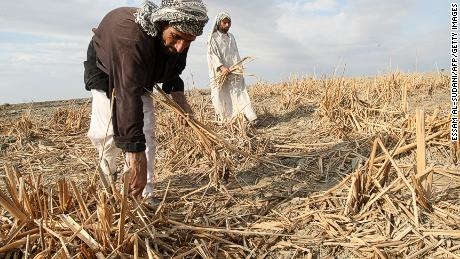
0,72,458,258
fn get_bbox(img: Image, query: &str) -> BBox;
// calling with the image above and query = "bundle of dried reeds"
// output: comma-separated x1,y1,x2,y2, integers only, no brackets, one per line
211,56,255,88
152,85,256,188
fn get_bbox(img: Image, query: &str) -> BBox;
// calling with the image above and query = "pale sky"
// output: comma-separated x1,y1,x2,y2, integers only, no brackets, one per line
0,0,449,104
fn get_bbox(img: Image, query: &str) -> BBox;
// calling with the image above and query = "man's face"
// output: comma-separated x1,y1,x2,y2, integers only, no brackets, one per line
161,26,196,55
218,18,231,33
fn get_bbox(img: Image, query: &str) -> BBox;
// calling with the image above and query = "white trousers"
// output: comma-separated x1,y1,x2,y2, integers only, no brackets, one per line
211,77,257,122
87,89,156,196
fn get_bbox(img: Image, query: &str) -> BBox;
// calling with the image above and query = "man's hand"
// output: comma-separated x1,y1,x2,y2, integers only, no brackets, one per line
127,151,147,197
219,65,231,77
171,91,194,126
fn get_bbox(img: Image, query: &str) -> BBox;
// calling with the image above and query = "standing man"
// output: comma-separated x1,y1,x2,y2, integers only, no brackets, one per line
83,0,209,203
207,12,258,124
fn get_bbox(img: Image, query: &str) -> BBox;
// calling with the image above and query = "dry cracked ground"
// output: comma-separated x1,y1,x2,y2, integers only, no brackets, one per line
0,72,459,258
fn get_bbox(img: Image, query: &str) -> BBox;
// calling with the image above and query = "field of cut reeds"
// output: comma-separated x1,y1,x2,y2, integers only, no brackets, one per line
0,71,459,258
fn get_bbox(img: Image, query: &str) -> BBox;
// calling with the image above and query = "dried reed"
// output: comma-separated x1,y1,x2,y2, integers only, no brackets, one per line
0,71,457,258
211,56,255,88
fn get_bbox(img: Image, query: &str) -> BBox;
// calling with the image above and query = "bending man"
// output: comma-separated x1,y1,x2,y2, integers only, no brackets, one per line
83,0,208,203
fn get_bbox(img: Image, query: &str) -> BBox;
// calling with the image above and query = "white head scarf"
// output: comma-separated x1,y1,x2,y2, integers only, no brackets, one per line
207,12,231,43
135,0,209,37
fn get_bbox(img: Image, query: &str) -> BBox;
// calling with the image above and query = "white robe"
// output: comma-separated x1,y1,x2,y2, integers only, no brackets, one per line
207,31,257,122
88,89,155,197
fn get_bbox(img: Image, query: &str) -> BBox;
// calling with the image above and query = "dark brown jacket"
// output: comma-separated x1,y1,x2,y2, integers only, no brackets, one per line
84,7,187,152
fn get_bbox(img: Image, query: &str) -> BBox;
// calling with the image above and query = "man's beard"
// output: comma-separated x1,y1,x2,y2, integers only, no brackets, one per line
219,27,229,33
163,43,178,55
